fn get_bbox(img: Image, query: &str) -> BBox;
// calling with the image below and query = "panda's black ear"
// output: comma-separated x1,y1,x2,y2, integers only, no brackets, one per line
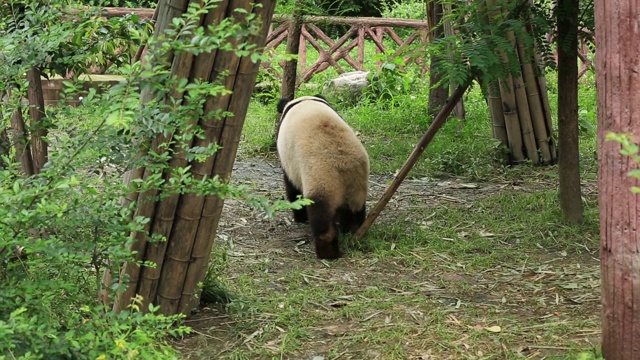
277,96,293,114
313,93,327,101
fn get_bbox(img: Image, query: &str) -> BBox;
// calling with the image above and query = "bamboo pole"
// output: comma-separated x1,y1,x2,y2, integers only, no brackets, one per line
355,78,473,240
486,79,508,146
533,46,557,162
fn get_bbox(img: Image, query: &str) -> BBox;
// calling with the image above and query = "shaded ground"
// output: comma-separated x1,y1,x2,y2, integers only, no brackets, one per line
175,157,601,360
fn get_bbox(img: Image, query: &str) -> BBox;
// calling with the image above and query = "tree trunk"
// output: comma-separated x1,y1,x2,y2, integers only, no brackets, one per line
596,0,640,358
9,100,35,176
556,0,583,224
427,0,448,119
26,66,48,173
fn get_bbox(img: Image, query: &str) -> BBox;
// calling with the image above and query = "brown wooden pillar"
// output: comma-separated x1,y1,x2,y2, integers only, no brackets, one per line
596,0,640,358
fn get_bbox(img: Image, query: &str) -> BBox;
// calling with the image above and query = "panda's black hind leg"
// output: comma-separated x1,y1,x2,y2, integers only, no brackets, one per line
337,205,366,234
307,196,341,259
283,173,308,223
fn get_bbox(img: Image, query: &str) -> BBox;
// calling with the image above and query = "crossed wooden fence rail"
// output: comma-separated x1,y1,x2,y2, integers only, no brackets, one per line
264,14,430,83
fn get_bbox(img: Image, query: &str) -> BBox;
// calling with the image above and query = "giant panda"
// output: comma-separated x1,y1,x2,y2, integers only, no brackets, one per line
276,95,369,259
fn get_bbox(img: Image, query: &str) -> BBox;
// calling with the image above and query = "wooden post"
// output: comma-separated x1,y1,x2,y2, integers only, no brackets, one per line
111,0,276,316
355,78,472,239
596,0,640,358
280,10,302,100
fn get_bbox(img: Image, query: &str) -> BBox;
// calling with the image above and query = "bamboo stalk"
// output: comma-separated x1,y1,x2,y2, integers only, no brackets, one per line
486,79,509,146
355,78,473,240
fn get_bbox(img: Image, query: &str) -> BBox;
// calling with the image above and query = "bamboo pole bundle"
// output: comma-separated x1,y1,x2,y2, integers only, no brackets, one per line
114,0,193,312
153,0,250,315
486,0,525,162
112,0,275,315
515,31,553,163
136,1,216,310
130,0,273,316
480,0,557,164
177,0,275,315
504,28,539,164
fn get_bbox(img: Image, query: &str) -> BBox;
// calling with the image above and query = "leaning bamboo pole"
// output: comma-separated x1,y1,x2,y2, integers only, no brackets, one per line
355,78,473,240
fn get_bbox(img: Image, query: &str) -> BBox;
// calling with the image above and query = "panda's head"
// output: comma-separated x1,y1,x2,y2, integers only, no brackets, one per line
277,94,329,116
276,94,331,138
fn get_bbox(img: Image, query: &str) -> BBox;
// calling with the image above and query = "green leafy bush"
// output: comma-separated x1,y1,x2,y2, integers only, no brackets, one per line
1,1,308,358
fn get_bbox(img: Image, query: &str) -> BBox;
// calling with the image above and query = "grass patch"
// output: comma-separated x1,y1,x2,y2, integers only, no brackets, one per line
184,179,600,359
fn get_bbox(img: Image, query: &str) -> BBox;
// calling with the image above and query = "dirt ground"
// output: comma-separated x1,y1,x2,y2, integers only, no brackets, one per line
174,157,601,360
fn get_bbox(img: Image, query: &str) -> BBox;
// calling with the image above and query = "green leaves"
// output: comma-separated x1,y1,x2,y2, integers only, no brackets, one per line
606,132,640,194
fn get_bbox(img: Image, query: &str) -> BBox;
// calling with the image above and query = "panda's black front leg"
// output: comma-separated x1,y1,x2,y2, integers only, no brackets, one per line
283,173,308,223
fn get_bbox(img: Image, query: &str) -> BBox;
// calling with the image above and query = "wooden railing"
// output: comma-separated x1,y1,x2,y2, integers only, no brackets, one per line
101,8,594,83
264,14,430,83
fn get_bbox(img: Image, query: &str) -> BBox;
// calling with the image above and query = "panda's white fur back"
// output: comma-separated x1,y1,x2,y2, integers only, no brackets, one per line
277,96,369,212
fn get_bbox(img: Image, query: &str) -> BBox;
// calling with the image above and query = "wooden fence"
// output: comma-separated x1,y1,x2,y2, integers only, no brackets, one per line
101,8,595,83
264,15,430,83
